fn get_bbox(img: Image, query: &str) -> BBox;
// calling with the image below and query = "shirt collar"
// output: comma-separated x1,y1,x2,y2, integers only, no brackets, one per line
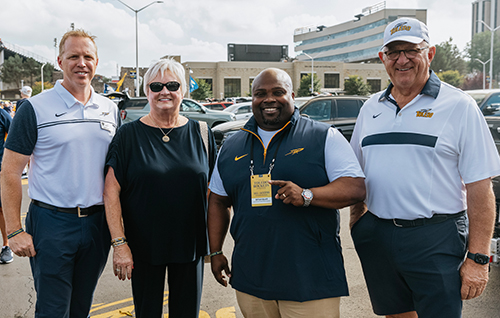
54,80,99,109
378,70,441,103
243,107,300,134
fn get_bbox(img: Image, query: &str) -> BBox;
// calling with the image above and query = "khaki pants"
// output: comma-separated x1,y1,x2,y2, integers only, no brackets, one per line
236,290,340,318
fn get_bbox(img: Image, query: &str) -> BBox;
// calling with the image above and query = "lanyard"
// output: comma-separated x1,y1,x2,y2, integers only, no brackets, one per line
249,133,285,176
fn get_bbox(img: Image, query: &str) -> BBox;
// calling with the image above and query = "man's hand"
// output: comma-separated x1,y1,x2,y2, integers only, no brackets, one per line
349,202,367,229
460,258,489,300
112,244,133,281
210,254,231,287
9,231,36,257
269,180,304,207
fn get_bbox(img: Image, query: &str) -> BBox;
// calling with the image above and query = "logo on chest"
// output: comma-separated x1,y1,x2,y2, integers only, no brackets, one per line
285,148,304,156
416,108,434,118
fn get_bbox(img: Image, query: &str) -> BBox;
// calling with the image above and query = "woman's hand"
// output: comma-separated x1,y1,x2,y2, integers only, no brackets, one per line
113,244,134,281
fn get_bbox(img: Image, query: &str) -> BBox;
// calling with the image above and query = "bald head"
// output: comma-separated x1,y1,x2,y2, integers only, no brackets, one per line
253,68,293,93
251,68,295,131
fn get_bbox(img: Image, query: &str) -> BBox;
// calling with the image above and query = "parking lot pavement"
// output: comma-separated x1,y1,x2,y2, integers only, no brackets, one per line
1,200,499,317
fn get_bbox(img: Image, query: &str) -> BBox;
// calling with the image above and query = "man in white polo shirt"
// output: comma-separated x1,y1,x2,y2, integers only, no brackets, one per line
350,17,500,317
1,29,119,317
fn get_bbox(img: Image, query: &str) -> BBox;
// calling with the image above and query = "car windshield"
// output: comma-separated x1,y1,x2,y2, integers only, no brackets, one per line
223,102,252,113
223,104,240,113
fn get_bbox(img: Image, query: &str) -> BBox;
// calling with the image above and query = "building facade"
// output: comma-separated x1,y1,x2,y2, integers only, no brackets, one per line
472,0,500,38
293,3,427,63
179,60,390,99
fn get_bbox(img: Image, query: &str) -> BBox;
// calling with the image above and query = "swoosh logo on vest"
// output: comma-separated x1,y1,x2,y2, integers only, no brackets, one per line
285,148,304,156
234,154,248,161
373,112,382,118
55,112,67,117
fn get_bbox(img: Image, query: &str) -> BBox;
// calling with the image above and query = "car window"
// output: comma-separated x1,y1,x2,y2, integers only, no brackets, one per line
236,106,251,114
336,99,361,118
182,100,202,112
301,100,332,121
482,94,500,116
122,99,148,110
206,104,224,110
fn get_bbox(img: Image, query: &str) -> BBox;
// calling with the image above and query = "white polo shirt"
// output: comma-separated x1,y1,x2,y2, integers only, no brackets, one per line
350,72,500,220
6,80,119,208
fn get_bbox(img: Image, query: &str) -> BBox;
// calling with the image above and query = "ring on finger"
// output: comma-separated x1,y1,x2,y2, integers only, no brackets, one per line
282,193,286,198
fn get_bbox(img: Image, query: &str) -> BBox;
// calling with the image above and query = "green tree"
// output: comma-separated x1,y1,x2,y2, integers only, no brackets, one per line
344,75,371,96
431,38,466,74
466,31,500,84
32,81,54,96
190,78,213,101
0,54,24,86
24,57,41,85
298,73,321,97
437,70,464,88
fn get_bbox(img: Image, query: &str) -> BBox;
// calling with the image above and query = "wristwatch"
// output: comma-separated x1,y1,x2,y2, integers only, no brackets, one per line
301,189,313,207
467,252,489,265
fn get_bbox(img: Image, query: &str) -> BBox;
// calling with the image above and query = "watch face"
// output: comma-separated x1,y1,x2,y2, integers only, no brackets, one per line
303,189,313,200
476,254,489,265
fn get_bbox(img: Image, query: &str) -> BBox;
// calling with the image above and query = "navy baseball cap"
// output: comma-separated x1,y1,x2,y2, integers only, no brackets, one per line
383,17,430,48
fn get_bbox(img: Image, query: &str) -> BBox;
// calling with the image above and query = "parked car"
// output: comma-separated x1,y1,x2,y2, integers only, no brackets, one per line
223,102,253,120
203,101,234,110
464,89,500,116
112,93,236,127
212,95,367,147
465,89,500,264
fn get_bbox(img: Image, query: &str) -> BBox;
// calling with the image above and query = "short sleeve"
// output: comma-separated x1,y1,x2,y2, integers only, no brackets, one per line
5,101,37,156
325,127,365,182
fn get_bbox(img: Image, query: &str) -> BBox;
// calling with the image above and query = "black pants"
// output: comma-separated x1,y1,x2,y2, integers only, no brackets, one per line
131,256,204,318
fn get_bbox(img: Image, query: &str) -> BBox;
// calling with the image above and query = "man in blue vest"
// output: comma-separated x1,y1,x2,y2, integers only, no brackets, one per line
208,68,366,318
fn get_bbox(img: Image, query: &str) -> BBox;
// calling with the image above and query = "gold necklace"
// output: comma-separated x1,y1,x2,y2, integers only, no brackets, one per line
149,114,178,142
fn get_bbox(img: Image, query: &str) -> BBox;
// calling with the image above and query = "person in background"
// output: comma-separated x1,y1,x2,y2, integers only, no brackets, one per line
103,58,216,318
0,106,12,264
16,86,32,112
1,29,119,317
208,68,365,318
350,17,500,317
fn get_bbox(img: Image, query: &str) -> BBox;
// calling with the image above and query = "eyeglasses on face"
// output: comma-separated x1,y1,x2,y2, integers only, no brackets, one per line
149,81,181,92
384,47,429,60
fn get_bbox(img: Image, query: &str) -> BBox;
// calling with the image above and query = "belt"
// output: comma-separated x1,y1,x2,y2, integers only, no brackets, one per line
375,210,466,228
32,200,104,217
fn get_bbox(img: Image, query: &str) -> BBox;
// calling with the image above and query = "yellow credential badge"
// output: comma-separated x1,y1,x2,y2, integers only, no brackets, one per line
251,174,272,207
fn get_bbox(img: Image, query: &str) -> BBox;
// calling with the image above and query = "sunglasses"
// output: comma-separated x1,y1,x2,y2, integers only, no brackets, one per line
149,81,181,92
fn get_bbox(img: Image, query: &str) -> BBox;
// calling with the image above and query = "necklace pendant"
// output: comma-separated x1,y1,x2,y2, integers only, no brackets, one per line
162,135,170,142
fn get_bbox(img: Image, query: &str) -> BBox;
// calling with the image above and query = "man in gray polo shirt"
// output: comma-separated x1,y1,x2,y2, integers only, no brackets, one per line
1,29,119,317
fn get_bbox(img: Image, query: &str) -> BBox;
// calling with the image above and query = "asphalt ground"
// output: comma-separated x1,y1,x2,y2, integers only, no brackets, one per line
0,181,499,317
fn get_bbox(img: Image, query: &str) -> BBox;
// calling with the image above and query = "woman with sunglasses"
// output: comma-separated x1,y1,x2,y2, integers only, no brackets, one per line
103,58,216,318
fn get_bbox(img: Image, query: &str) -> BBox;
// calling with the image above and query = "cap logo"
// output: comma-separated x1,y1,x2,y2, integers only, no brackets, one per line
390,22,411,36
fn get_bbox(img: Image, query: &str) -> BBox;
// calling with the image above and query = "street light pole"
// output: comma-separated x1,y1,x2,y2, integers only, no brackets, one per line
303,53,315,95
478,0,499,89
116,0,163,97
41,62,47,92
475,58,490,89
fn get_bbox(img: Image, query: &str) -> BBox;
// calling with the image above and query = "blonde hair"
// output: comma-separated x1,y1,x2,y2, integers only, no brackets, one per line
143,58,187,97
59,29,97,57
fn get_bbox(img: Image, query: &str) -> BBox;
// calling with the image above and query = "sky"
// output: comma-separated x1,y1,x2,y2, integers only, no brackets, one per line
1,0,473,78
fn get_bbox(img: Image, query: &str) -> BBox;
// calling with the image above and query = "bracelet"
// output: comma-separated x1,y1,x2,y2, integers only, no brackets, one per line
7,228,24,239
111,237,127,247
209,251,223,257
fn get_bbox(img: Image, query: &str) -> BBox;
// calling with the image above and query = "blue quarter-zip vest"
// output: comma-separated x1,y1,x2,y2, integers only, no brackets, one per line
218,109,349,301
